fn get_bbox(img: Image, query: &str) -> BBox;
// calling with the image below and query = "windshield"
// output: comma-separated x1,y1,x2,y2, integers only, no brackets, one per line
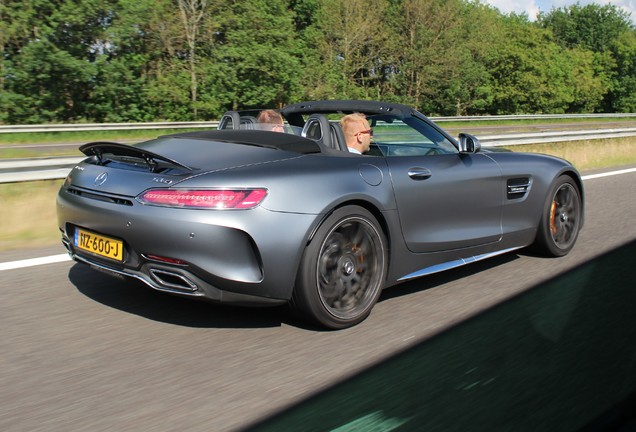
367,115,458,157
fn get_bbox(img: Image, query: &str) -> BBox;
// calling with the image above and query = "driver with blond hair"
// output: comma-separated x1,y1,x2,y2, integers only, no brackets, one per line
340,113,372,154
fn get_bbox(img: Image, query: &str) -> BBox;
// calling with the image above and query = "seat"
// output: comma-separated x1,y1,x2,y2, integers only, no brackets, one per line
218,111,241,130
301,114,335,149
239,115,257,129
328,121,347,151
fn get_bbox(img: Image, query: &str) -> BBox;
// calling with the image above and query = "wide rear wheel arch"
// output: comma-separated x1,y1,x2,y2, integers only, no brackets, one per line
291,205,388,329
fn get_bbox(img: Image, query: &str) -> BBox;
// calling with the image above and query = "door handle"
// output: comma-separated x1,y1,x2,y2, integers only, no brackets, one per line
408,168,432,180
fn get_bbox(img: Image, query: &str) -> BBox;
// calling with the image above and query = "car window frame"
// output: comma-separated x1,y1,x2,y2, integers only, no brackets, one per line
367,114,459,157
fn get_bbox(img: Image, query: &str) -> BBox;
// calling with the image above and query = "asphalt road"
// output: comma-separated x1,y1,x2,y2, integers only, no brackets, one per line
1,166,635,432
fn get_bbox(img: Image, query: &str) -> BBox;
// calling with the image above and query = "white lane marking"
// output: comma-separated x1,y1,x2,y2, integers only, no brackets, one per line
0,254,71,272
1,167,635,272
581,167,636,180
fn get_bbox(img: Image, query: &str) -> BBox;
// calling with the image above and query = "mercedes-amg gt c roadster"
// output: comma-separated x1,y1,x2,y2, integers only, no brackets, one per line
57,100,584,329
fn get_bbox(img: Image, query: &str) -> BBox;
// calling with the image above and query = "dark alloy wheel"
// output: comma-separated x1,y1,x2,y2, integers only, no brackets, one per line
293,206,387,329
534,175,582,257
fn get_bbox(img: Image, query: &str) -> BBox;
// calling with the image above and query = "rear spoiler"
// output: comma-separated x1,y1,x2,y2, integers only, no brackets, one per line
80,141,195,172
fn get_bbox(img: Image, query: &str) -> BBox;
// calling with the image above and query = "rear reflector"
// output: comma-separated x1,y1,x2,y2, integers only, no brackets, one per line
137,188,267,209
144,254,188,265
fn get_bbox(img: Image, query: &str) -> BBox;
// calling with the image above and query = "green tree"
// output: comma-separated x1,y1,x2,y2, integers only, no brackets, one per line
90,0,225,121
426,1,501,115
2,0,634,123
538,3,633,52
301,0,390,100
213,0,304,110
2,0,116,123
7,40,97,122
538,3,635,112
87,0,160,121
486,16,605,114
0,0,35,122
382,0,484,115
610,30,636,111
177,0,210,117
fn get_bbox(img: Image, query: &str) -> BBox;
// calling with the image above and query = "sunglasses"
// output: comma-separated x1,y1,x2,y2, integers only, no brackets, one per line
356,129,373,136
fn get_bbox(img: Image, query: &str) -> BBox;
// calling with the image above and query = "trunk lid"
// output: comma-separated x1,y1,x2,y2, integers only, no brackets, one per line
69,135,313,197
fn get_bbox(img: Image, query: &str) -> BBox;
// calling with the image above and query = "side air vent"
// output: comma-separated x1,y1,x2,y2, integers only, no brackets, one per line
67,187,133,206
507,177,530,199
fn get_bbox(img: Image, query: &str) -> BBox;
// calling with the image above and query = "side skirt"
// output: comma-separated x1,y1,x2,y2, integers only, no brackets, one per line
397,247,523,282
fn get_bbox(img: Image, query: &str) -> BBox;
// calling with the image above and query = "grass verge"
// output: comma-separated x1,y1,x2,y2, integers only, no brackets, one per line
0,180,64,252
0,128,205,145
440,116,636,128
502,137,636,171
0,128,205,159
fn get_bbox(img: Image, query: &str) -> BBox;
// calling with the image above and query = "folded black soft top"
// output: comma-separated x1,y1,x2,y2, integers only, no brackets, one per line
163,129,323,154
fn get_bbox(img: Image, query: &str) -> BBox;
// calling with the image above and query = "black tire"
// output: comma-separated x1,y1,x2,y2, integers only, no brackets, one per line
292,206,387,329
533,175,582,257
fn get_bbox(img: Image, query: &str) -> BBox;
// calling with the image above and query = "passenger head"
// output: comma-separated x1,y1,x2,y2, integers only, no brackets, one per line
257,109,285,132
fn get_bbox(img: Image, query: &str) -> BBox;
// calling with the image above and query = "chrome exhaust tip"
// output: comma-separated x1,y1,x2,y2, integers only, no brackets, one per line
149,268,198,292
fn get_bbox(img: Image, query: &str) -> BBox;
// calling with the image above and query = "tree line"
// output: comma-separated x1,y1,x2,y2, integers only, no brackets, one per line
1,0,635,124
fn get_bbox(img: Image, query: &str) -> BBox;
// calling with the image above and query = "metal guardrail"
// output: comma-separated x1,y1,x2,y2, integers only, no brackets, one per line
0,121,219,134
480,127,636,146
2,113,636,133
1,127,635,184
0,157,84,184
432,113,636,122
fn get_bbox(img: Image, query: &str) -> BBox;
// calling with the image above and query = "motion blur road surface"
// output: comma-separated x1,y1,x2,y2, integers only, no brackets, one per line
1,166,635,431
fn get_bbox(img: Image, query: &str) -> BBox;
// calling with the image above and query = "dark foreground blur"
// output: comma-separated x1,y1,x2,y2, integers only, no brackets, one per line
245,240,636,432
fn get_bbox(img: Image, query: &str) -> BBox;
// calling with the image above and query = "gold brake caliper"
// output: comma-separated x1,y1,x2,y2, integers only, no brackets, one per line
549,200,558,237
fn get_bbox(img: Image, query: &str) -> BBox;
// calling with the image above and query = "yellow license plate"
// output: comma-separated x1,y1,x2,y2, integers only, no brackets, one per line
74,228,124,261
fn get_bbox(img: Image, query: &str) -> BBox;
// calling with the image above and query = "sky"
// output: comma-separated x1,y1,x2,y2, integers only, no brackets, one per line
483,0,636,23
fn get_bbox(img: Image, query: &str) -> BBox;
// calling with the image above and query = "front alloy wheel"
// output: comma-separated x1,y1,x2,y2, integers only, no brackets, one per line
534,175,582,257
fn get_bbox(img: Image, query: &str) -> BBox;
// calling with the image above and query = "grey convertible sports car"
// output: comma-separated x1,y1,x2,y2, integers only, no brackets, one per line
57,100,584,329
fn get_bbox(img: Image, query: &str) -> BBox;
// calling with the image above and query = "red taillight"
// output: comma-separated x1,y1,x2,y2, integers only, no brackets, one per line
137,189,267,209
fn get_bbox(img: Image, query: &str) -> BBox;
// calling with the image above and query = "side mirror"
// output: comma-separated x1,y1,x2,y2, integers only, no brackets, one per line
458,133,481,153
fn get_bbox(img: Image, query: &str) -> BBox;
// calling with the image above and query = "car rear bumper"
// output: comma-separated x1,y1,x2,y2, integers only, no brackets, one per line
57,187,320,304
61,236,287,306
